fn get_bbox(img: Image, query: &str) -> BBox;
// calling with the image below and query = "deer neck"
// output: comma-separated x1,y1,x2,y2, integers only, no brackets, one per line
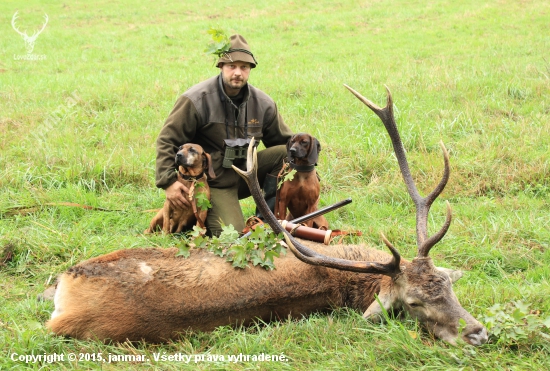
302,243,411,310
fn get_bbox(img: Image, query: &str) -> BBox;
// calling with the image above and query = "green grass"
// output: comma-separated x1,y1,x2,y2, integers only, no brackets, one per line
1,0,549,369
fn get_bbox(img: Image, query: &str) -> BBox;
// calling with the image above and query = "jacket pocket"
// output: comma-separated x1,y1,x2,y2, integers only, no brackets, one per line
246,120,263,141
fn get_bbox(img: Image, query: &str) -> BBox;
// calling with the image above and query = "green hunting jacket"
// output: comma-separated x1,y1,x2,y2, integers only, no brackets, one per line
155,74,293,189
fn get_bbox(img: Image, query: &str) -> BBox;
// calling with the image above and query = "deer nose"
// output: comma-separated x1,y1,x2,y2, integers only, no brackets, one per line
463,325,488,346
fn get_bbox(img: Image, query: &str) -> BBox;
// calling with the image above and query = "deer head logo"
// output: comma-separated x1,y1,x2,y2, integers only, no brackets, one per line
11,11,49,54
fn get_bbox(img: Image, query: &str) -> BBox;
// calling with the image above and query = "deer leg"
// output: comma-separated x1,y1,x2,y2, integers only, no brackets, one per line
363,282,399,323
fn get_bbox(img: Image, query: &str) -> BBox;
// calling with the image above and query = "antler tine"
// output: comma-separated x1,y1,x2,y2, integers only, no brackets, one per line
380,232,401,268
233,138,402,275
419,201,452,257
232,138,285,237
233,141,317,257
426,141,450,205
284,233,401,274
344,84,423,207
345,85,452,257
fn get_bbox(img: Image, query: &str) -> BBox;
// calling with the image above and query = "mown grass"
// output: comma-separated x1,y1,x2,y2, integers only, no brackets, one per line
1,0,549,369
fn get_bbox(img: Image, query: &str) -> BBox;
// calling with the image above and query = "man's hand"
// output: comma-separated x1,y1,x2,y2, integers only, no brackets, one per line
165,181,191,209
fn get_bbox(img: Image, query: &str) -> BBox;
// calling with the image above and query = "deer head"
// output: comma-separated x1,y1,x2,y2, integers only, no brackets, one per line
11,11,49,54
233,86,488,346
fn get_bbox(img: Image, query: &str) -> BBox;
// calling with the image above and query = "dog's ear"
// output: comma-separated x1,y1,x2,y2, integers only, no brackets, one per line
203,152,216,180
307,136,321,165
286,135,296,163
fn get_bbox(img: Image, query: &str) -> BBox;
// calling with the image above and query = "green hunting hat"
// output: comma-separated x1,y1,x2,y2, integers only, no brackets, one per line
216,34,257,68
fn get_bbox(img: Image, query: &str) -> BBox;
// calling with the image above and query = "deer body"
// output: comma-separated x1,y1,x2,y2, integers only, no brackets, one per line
47,243,391,342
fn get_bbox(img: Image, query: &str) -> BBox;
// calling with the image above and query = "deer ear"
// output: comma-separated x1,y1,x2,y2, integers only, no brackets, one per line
436,267,463,284
363,287,398,323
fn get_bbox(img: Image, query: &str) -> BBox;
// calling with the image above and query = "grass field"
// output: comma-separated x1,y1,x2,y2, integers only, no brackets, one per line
1,0,549,369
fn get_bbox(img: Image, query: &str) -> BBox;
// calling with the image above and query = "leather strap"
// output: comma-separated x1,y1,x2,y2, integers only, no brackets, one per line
289,161,316,172
179,171,205,181
191,197,206,229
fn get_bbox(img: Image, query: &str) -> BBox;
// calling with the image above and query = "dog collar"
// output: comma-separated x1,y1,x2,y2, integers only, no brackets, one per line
289,162,316,172
178,171,206,181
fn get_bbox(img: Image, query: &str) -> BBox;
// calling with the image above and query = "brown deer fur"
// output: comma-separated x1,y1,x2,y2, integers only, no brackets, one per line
46,241,481,344
47,243,388,342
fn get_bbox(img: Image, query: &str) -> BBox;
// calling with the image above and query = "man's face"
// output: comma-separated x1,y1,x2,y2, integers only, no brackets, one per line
220,62,251,96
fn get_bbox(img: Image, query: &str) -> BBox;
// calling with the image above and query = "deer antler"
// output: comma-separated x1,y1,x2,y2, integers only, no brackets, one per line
31,13,49,40
11,12,48,40
233,138,402,274
11,11,26,38
344,85,451,258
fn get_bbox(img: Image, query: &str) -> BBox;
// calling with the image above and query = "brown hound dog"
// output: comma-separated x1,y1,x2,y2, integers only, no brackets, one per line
275,133,329,229
145,143,216,234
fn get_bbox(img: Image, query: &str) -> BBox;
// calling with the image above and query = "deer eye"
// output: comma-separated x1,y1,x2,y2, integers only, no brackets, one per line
408,302,422,308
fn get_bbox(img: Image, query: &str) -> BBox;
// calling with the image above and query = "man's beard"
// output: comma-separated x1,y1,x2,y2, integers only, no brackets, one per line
223,76,246,92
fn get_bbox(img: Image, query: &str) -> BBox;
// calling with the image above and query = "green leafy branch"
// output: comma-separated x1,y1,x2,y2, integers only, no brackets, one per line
483,300,550,347
194,182,212,210
204,27,231,60
277,165,296,190
176,224,286,270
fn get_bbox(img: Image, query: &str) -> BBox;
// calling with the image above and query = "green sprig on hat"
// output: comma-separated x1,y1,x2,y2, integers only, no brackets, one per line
204,28,231,60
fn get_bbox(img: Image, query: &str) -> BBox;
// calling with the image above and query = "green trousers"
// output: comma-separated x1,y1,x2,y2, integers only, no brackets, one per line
206,144,286,236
